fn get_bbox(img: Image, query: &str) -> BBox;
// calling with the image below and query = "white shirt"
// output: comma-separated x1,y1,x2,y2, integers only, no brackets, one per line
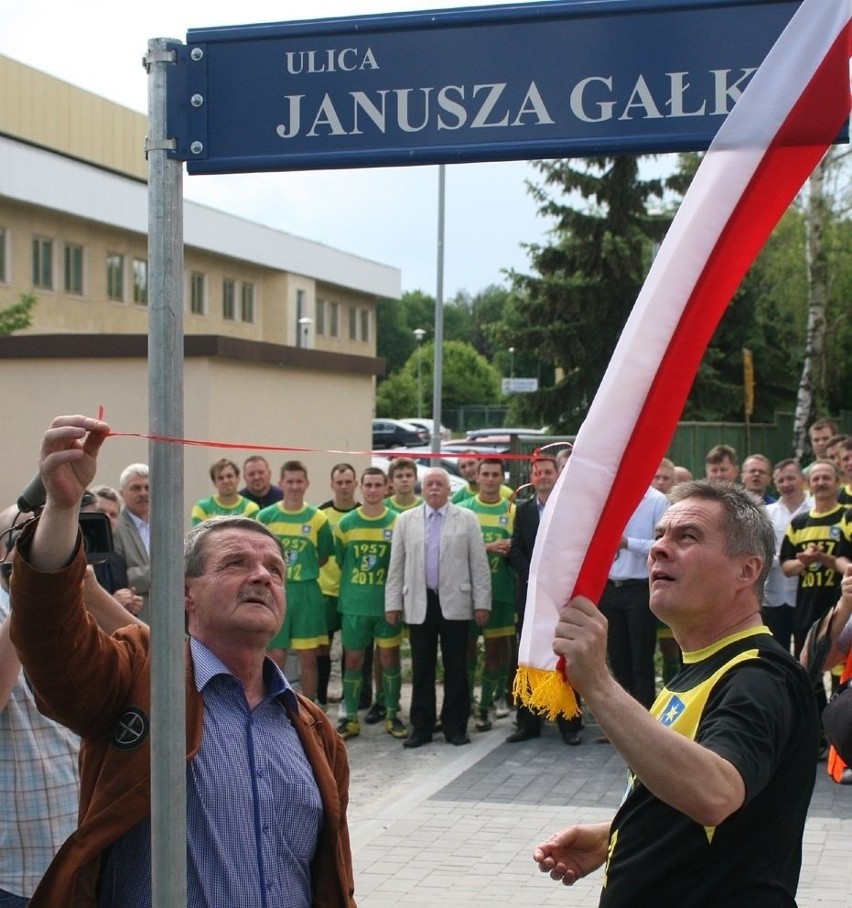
609,487,669,582
127,509,150,553
763,494,813,608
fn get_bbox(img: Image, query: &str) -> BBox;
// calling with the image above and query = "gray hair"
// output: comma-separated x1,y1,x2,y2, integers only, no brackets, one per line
668,480,775,589
184,516,282,578
92,484,120,503
119,463,149,489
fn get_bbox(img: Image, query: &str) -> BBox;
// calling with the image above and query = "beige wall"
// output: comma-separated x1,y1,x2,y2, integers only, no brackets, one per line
0,55,147,180
0,356,372,530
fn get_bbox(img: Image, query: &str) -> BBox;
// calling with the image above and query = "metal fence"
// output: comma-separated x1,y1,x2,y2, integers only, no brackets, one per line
502,409,852,490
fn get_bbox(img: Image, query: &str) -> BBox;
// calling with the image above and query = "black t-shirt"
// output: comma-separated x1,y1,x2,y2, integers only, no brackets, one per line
778,505,852,631
599,628,818,908
239,484,283,509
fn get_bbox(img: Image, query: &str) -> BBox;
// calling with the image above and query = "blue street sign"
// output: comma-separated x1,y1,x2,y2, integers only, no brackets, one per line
169,0,808,175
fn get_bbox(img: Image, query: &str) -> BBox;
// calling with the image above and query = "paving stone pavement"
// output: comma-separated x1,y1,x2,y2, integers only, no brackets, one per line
341,696,852,907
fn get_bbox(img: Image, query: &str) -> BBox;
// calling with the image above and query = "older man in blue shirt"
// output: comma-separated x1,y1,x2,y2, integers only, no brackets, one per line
10,414,355,908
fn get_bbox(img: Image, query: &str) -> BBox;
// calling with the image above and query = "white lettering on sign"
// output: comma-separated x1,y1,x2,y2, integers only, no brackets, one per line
569,68,757,123
273,67,758,139
276,81,555,138
711,68,757,114
285,47,380,74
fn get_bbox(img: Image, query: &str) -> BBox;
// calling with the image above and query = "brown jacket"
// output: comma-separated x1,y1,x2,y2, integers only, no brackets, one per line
9,523,356,907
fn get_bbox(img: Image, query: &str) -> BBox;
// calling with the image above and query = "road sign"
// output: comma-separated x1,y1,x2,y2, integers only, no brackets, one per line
502,377,539,394
168,0,810,175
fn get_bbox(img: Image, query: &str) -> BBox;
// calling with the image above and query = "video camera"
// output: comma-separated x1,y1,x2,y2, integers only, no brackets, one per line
12,476,114,564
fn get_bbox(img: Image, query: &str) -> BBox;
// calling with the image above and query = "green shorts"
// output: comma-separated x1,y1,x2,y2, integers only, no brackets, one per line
341,613,402,652
270,579,329,651
324,595,342,635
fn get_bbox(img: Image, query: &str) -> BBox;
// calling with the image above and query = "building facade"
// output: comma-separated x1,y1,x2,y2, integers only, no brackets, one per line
0,54,400,517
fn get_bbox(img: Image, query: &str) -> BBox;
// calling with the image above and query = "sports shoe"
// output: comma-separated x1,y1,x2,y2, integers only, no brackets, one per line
336,718,360,740
493,698,510,719
474,710,492,732
385,717,409,739
364,702,387,725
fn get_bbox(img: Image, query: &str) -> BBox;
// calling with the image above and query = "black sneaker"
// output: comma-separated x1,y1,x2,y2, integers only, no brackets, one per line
385,717,409,739
364,702,387,725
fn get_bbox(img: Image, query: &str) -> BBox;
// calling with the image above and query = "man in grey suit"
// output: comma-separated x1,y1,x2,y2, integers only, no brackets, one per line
112,463,151,623
386,468,491,747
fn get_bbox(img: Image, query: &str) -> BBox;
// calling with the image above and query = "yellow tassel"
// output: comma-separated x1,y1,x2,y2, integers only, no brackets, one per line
512,666,580,721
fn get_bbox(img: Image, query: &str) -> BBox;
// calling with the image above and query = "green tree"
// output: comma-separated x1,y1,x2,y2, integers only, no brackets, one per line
375,339,501,417
504,157,667,431
823,216,852,415
375,371,418,417
0,292,36,335
376,289,473,378
447,285,509,361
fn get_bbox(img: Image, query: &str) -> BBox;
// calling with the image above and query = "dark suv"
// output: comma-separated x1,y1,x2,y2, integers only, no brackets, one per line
372,419,428,448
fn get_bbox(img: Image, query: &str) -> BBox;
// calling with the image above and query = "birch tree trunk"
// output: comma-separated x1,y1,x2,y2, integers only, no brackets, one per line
792,151,831,461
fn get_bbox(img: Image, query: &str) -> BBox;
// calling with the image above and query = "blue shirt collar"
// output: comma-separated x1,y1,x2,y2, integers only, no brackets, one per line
189,637,297,709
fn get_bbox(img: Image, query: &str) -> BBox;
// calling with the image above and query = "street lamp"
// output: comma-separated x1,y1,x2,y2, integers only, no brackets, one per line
508,346,515,380
413,328,426,418
298,316,312,349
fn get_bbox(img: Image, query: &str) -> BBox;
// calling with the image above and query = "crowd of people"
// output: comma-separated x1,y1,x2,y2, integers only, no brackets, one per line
2,412,851,905
177,421,852,763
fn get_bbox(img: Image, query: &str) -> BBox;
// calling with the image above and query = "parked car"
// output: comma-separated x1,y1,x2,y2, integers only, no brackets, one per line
371,418,428,448
440,442,512,484
400,417,453,442
463,426,545,441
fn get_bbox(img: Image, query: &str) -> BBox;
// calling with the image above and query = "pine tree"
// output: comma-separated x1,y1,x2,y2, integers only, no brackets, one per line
506,157,666,430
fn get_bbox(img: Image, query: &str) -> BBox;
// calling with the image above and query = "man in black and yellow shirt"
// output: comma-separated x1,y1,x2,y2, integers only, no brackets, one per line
534,480,818,906
780,458,852,655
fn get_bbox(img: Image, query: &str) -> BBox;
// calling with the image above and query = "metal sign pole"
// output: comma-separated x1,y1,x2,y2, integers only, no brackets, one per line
430,164,445,457
145,36,188,907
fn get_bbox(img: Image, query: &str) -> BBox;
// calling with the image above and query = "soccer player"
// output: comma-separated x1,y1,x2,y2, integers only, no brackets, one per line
460,457,516,731
780,459,852,656
257,461,334,701
191,458,259,525
384,457,422,513
316,463,360,707
335,468,407,740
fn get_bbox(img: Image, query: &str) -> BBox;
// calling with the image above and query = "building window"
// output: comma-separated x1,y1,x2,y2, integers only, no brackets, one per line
64,243,84,295
190,271,206,315
360,308,370,343
316,299,326,336
349,306,358,341
106,253,124,301
32,236,53,289
133,258,148,305
222,279,236,320
0,228,7,284
241,282,255,323
329,301,339,338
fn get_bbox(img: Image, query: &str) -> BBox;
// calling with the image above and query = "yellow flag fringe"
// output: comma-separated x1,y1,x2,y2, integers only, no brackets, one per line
513,666,580,721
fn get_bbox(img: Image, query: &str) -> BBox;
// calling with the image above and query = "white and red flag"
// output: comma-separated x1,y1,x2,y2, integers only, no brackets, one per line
515,0,852,718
